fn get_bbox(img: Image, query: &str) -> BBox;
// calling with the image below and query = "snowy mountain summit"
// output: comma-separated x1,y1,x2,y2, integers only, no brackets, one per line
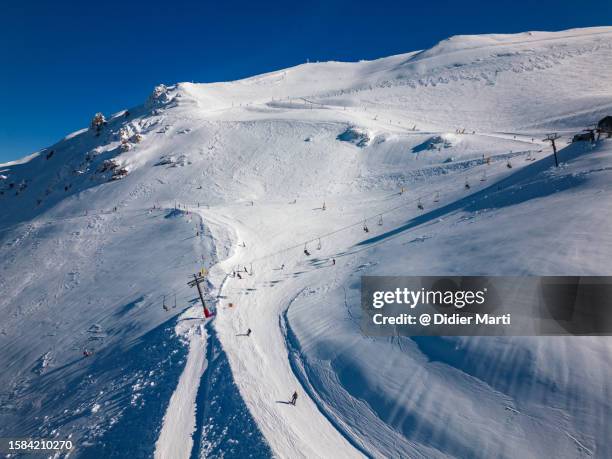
1,27,612,458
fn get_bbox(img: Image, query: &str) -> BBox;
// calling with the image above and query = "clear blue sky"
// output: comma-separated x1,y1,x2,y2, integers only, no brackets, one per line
1,0,610,162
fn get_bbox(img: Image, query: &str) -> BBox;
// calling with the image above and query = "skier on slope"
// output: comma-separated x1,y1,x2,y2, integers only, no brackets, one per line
332,258,336,266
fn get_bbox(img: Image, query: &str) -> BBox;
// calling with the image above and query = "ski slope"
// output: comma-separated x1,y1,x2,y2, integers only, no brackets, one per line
1,26,612,458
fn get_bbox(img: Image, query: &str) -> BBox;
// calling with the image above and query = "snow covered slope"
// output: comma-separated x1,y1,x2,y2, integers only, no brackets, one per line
1,26,612,458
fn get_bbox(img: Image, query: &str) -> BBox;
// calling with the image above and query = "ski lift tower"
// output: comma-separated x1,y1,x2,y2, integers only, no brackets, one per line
543,133,561,167
188,272,211,317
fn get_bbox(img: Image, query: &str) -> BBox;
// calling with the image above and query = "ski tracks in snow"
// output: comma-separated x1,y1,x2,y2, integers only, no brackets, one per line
155,320,208,459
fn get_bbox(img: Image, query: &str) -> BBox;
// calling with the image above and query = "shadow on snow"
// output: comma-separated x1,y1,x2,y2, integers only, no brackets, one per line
190,324,272,459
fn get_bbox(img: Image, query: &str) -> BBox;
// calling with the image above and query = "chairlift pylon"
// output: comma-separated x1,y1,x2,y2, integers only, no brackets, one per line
316,238,322,250
417,198,424,210
434,191,440,203
363,220,369,233
378,215,383,226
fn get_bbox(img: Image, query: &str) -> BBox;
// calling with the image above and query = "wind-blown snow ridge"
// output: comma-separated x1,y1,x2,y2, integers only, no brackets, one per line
1,26,611,458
